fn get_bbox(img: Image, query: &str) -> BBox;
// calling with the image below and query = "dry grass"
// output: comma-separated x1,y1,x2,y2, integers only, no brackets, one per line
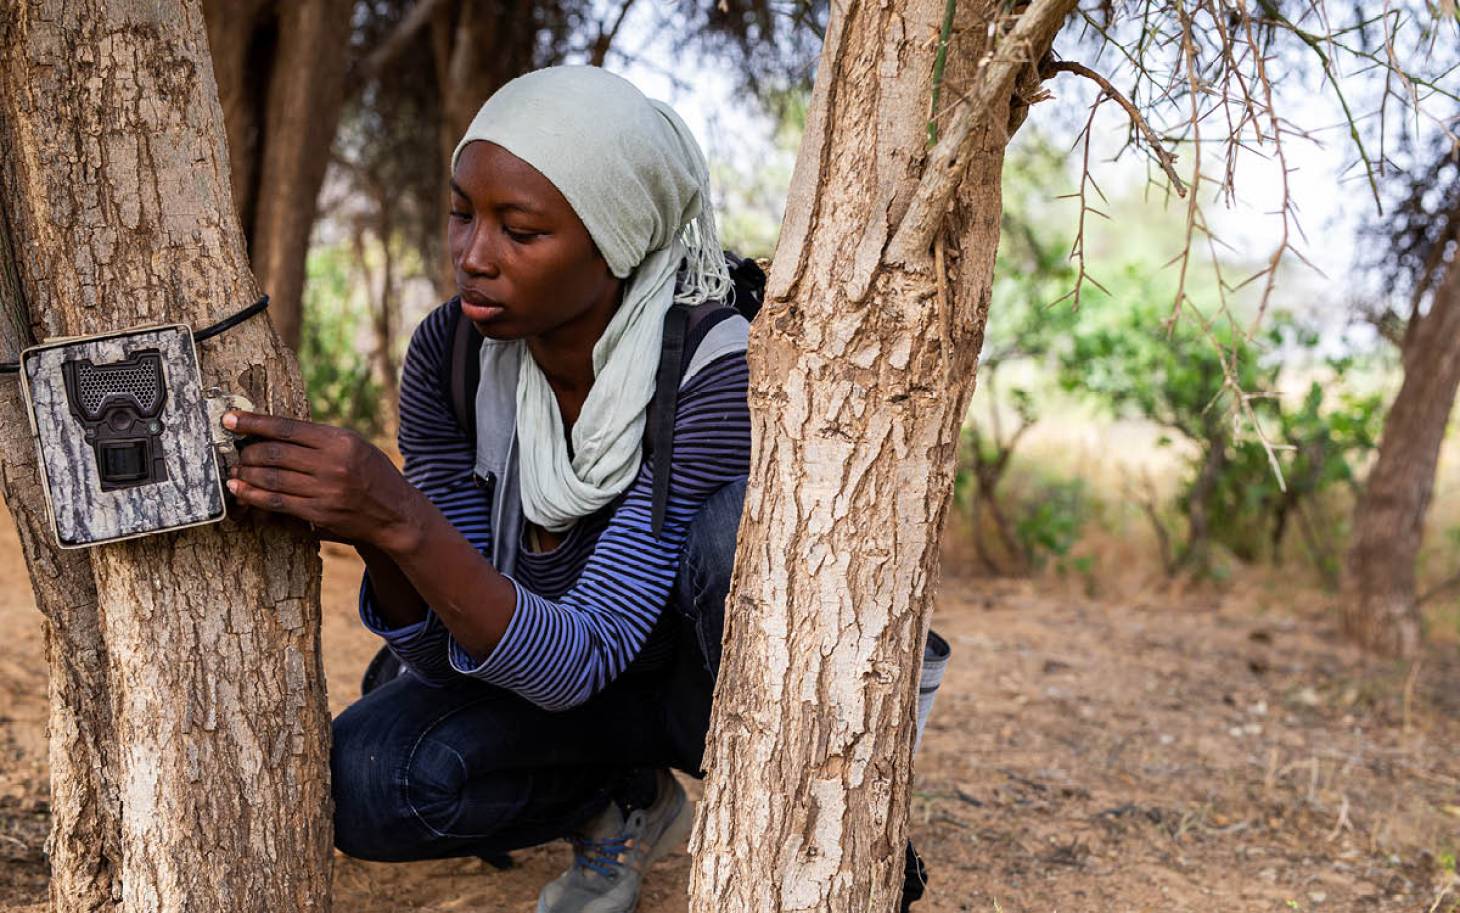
946,409,1460,645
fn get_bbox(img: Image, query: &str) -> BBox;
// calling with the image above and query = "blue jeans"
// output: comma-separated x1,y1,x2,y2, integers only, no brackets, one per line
331,480,742,861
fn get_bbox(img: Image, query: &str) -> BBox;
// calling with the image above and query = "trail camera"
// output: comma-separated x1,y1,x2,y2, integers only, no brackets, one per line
19,324,248,548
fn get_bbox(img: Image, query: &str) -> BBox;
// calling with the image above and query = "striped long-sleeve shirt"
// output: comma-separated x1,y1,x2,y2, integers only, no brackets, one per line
359,301,751,711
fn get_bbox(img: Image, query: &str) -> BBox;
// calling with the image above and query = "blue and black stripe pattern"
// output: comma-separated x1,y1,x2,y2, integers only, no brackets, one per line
360,302,751,711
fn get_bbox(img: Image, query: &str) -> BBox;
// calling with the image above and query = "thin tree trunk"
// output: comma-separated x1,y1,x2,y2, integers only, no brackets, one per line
203,0,354,350
430,0,538,295
364,192,402,439
200,0,272,235
1179,414,1227,575
1345,250,1460,658
0,2,333,910
248,0,354,350
376,234,401,436
687,2,1071,910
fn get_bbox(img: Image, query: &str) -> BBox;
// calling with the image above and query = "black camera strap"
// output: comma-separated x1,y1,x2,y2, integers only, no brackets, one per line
0,294,271,375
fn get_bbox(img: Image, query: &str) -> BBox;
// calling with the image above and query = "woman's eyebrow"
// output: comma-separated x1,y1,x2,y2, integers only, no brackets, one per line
448,180,544,217
495,200,544,217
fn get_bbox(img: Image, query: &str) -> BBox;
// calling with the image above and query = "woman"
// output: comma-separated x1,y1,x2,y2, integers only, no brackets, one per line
224,66,753,913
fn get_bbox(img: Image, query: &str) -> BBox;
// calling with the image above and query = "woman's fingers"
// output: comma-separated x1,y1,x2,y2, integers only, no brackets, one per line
220,410,405,548
237,439,320,473
223,410,331,448
232,464,316,497
226,478,317,521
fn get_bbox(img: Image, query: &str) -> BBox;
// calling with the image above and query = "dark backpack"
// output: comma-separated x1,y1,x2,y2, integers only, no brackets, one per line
437,251,767,539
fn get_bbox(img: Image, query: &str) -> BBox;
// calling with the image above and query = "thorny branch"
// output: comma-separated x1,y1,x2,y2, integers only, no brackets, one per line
1033,1,1456,490
888,0,1080,263
1253,0,1383,209
1169,0,1204,331
1042,59,1187,194
899,2,1452,496
1051,97,1115,311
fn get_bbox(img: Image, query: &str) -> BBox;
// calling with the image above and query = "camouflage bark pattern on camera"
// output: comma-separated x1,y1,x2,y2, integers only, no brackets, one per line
21,325,225,547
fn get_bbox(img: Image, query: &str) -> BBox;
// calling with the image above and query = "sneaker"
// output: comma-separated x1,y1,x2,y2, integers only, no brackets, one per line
536,770,693,913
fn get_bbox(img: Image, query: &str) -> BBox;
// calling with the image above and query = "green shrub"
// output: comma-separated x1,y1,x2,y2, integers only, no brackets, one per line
1015,475,1093,573
1058,298,1383,579
299,245,382,437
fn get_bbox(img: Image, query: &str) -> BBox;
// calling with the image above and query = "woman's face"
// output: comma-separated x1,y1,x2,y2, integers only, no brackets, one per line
448,141,620,341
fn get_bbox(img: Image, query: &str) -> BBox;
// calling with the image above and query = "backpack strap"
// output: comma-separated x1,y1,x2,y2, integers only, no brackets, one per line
648,304,691,538
440,264,750,541
442,298,484,441
645,299,745,539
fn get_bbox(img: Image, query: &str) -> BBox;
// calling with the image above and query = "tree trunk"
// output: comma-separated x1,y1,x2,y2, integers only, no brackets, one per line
199,0,272,236
0,205,123,912
429,0,538,295
687,2,1071,910
1178,410,1228,575
202,0,355,351
373,228,402,438
359,190,402,439
0,3,333,910
1345,248,1460,658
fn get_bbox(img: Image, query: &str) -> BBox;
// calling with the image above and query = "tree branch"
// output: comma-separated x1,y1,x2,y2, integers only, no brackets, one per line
1043,59,1187,196
1252,0,1384,212
362,0,453,79
888,0,1078,263
590,0,638,67
1419,569,1460,607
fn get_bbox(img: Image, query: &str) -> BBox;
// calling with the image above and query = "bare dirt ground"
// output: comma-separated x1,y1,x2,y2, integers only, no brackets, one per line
1,499,1456,912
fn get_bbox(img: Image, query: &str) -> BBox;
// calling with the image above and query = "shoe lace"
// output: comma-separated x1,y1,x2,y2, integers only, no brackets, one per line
569,832,638,880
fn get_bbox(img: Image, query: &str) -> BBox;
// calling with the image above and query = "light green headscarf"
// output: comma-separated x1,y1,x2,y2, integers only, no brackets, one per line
451,65,731,533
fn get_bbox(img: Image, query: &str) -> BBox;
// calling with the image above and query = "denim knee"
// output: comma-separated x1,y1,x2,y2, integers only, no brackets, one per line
405,735,489,838
678,478,746,592
674,479,746,676
331,701,411,861
332,696,508,858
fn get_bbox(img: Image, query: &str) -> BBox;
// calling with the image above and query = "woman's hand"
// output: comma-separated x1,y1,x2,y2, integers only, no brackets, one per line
222,411,426,553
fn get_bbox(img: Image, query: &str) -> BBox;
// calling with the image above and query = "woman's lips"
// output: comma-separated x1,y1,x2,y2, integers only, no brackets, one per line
461,298,504,322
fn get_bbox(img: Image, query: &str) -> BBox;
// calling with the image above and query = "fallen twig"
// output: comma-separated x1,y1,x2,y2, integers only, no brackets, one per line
1325,792,1351,841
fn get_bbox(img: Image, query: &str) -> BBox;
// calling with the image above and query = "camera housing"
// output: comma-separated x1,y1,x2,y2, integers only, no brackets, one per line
20,324,228,548
60,349,171,492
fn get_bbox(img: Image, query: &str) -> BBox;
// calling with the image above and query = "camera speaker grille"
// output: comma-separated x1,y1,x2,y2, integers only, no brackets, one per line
75,360,163,416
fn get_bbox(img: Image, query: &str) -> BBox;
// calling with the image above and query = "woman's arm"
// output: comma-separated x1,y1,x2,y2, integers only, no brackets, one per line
353,543,426,629
223,410,519,656
224,321,751,708
225,302,516,678
445,350,751,711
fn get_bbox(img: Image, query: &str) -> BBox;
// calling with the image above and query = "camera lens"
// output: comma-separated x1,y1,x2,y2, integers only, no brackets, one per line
99,441,148,482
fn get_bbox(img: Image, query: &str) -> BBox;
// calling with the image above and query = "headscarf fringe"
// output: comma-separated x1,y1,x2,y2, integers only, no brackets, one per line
674,204,732,308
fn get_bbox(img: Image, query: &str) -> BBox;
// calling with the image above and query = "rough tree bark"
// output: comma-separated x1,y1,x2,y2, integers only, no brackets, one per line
1345,246,1460,658
0,2,333,911
687,2,1073,910
202,0,355,351
0,187,123,913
